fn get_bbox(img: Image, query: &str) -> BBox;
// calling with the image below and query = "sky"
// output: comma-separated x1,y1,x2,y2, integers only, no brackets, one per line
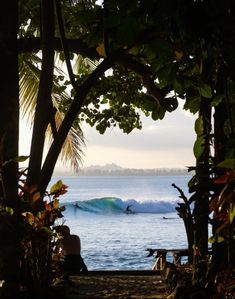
81,104,196,169
19,102,197,171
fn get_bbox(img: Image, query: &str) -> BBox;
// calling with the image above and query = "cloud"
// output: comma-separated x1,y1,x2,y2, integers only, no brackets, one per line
82,107,196,151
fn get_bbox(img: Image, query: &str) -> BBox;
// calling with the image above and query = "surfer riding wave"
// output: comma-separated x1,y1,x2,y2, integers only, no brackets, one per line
125,204,134,214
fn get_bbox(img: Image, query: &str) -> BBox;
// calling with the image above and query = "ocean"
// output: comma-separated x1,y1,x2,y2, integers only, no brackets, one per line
50,175,192,270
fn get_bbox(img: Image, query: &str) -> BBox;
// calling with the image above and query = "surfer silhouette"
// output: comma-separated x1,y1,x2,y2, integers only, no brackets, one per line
125,204,133,214
55,225,88,274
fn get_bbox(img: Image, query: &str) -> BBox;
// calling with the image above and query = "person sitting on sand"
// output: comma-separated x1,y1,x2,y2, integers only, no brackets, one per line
55,225,88,273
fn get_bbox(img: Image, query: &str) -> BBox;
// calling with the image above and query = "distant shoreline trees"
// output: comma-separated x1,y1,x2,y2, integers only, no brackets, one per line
78,166,189,176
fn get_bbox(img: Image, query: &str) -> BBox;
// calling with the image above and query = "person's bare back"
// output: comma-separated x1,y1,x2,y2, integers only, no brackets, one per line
55,225,88,273
59,234,81,255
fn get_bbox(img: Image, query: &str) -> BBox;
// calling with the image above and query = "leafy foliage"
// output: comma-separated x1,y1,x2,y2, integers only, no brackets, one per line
1,1,235,297
19,174,66,291
18,0,235,142
209,170,235,246
0,157,66,294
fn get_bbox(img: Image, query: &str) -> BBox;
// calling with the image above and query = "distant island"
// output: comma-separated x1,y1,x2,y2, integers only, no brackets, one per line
78,163,190,176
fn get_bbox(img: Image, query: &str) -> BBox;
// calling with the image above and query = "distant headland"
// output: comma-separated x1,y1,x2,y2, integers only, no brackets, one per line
77,163,190,176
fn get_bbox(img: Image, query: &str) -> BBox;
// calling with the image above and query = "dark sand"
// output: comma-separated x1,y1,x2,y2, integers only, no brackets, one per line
62,271,169,299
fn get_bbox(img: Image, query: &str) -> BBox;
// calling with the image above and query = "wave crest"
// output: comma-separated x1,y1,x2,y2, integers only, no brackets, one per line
63,197,177,214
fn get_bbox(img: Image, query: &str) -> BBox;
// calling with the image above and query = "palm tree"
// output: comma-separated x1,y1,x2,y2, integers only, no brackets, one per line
19,52,87,172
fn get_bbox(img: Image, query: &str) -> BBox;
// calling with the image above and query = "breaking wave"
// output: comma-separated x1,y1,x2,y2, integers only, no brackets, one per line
63,197,177,214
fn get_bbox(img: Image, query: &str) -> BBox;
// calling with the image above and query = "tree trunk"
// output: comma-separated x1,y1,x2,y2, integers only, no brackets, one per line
25,1,55,296
212,102,230,271
212,62,235,271
193,99,211,282
27,0,55,192
0,1,20,298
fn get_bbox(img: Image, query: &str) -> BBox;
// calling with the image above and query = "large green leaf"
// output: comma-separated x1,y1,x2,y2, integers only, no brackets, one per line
198,82,212,99
173,78,184,95
229,204,235,224
156,64,175,89
208,235,225,244
217,158,235,169
194,116,204,136
184,95,201,114
211,94,224,107
151,107,165,120
2,155,29,167
50,180,63,194
193,135,205,159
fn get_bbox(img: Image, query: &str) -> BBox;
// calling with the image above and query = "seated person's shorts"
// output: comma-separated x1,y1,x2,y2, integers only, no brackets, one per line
61,254,88,273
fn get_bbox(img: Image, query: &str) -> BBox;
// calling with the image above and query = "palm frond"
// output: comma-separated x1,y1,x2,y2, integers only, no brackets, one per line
51,93,85,171
73,54,98,76
19,54,41,123
19,53,85,171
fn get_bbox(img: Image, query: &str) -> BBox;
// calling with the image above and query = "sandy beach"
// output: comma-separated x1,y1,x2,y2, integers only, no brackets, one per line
58,271,169,299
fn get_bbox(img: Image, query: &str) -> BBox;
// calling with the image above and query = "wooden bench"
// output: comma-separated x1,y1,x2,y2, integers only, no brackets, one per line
146,248,189,270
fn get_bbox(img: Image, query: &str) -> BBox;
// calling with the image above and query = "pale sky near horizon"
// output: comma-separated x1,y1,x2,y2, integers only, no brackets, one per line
81,105,196,169
19,102,197,171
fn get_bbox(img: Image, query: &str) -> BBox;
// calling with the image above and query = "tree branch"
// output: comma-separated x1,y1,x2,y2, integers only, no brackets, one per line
39,54,116,193
18,37,99,60
55,0,79,92
172,183,189,205
18,37,168,103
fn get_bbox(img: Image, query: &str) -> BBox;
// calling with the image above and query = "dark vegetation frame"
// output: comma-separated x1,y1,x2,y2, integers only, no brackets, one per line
0,0,235,298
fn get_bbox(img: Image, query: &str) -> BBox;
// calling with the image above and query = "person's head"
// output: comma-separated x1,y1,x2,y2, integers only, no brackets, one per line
55,225,70,236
